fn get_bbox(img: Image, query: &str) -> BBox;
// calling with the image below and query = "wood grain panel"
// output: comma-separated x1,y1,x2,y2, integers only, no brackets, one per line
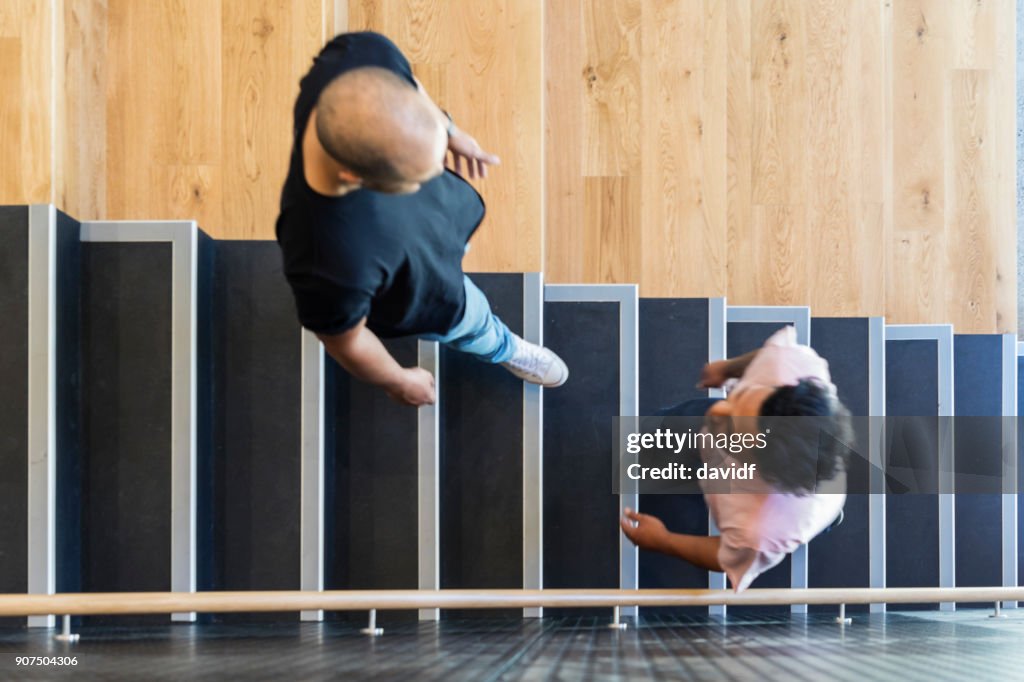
892,0,949,233
0,38,23,201
804,0,853,313
100,0,333,237
454,0,542,273
700,0,729,297
581,0,641,177
859,0,884,206
808,199,885,317
732,203,807,305
583,176,640,284
639,0,710,296
882,0,895,321
60,0,108,220
725,0,753,303
0,0,54,204
221,0,324,239
888,229,942,324
992,0,1015,334
946,69,994,331
544,0,585,283
105,0,223,227
804,0,851,208
860,201,886,316
952,0,995,69
750,0,807,206
854,0,885,315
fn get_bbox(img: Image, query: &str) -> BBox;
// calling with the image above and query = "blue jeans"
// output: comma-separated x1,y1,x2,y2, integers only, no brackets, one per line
421,276,516,363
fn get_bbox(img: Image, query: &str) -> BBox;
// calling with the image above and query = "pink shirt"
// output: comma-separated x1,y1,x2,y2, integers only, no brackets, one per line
701,326,846,591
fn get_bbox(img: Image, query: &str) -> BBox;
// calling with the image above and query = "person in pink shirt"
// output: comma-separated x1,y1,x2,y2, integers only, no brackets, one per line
619,326,851,591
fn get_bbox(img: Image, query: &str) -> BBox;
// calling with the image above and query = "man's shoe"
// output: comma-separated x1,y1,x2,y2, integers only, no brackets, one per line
500,336,569,387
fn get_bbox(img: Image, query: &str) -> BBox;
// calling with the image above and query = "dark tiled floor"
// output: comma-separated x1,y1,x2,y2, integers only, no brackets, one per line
1,610,1024,681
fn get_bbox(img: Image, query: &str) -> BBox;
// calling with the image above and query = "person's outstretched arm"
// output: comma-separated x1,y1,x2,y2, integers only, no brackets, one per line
317,318,435,406
619,508,723,572
412,77,500,179
697,349,762,389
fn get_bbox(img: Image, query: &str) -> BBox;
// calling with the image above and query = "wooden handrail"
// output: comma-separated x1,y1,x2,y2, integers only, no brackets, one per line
0,587,1021,617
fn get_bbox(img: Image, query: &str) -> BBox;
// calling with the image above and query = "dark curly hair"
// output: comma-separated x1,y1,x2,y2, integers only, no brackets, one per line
756,378,853,493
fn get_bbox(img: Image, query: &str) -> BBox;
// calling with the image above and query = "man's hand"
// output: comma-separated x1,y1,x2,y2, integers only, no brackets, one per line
619,508,670,552
385,367,437,407
697,360,730,389
447,126,500,180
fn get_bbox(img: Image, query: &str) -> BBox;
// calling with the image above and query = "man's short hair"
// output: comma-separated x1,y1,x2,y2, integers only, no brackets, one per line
314,67,417,184
756,378,853,493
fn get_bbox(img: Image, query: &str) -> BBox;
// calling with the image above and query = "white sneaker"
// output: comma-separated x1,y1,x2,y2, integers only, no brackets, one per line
500,335,569,387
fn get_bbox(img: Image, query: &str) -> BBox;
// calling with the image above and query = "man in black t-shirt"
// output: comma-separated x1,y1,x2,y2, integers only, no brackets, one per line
276,32,568,406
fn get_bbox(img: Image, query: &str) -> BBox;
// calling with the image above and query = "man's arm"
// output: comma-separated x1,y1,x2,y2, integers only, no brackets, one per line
317,317,435,406
619,508,723,572
697,349,761,389
412,76,500,179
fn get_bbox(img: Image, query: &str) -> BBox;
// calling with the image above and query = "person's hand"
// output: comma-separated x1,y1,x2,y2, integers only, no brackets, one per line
385,367,436,406
619,508,670,552
697,360,730,389
447,126,500,180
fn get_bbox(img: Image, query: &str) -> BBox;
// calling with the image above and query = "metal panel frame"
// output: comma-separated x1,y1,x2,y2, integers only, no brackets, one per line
522,273,544,617
417,341,441,621
885,324,955,611
300,331,326,621
1003,337,1021,609
545,285,639,617
27,205,57,628
868,317,887,613
79,220,200,622
707,298,728,615
725,305,811,345
727,305,811,613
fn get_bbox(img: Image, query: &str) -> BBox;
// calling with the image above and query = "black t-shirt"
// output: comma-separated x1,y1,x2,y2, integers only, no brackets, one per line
276,32,485,338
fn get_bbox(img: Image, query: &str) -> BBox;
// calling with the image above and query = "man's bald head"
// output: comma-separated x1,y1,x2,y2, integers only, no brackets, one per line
315,67,447,192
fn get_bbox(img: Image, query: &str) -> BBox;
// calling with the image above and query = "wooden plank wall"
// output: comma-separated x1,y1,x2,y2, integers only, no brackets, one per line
102,0,333,239
0,1,55,204
0,0,1016,331
0,0,335,239
546,0,1016,333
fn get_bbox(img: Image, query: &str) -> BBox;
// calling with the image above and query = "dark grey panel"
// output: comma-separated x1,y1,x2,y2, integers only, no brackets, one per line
727,321,789,357
810,319,871,416
0,206,28,626
639,299,710,413
54,211,82,599
886,339,939,608
886,341,939,416
543,301,619,617
81,242,173,624
808,319,871,609
953,335,1003,601
327,337,419,624
440,274,524,618
637,299,711,608
209,242,303,622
